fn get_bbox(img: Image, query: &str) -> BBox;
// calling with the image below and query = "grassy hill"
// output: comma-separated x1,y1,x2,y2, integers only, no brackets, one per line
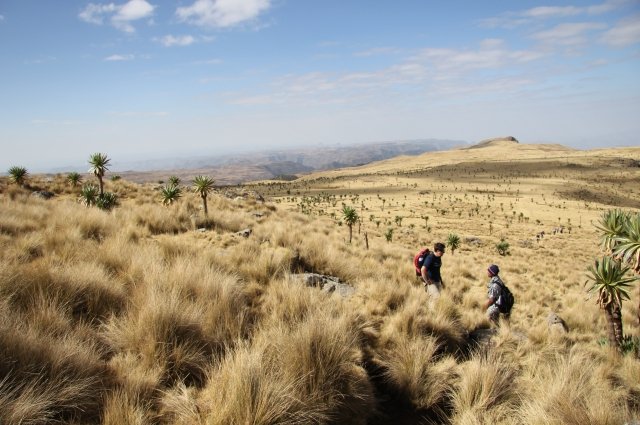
1,141,639,424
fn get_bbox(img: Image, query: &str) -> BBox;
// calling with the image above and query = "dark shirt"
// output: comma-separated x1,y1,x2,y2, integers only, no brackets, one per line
422,252,442,282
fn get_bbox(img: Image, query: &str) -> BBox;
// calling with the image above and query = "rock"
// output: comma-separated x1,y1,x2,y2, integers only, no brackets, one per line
291,273,355,297
236,228,252,238
322,281,356,297
465,236,483,246
196,228,207,233
253,212,264,218
32,190,55,200
547,312,568,334
224,189,265,203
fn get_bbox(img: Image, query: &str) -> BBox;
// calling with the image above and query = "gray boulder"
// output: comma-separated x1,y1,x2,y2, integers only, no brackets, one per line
292,273,355,298
32,190,55,200
547,312,568,334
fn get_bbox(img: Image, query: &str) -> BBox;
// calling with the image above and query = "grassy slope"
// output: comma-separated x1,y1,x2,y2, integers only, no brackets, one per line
1,141,639,424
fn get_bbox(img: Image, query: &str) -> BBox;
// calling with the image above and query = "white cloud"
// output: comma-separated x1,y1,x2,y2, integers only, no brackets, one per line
0,14,5,21
480,0,628,28
601,14,640,46
532,22,607,46
176,0,271,28
415,39,543,71
522,6,582,19
79,3,117,25
156,34,197,47
104,54,135,61
79,0,155,32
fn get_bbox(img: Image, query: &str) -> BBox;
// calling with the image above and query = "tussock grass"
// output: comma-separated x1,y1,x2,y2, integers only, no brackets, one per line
0,302,113,424
200,309,375,424
379,335,458,415
450,351,518,424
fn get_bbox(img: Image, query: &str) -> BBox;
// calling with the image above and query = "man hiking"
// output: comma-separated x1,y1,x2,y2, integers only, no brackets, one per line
483,264,513,326
420,242,446,300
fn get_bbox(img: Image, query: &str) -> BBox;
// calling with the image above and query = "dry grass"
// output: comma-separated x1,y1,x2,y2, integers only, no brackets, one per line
1,143,639,424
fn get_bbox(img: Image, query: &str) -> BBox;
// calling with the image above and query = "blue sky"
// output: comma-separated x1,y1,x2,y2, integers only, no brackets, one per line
1,0,639,171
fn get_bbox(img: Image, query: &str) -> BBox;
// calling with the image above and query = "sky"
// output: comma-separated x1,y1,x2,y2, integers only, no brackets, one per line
1,0,639,171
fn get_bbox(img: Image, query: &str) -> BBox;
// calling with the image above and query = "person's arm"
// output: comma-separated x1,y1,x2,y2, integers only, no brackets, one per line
421,255,433,284
421,265,430,284
483,297,495,310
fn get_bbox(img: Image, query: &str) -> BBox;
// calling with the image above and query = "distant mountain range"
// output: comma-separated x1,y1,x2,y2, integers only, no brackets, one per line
117,139,468,185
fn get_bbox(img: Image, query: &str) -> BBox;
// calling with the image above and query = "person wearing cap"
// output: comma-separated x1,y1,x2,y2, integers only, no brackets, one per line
483,264,508,325
421,242,446,300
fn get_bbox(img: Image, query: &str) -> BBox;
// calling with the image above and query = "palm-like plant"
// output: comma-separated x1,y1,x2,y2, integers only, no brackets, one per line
611,212,640,326
595,209,628,252
447,233,461,255
88,153,111,197
192,176,215,215
342,205,359,243
613,212,640,273
67,172,82,187
8,166,28,186
161,184,182,206
168,175,181,187
96,192,118,210
79,184,99,207
586,256,635,351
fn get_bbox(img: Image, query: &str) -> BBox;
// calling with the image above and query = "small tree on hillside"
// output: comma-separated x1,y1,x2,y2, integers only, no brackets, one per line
168,175,181,187
595,209,640,327
8,166,28,186
342,205,358,244
193,175,215,216
67,172,82,187
79,184,99,207
585,257,634,352
447,233,460,255
161,184,182,206
88,153,111,197
496,239,510,256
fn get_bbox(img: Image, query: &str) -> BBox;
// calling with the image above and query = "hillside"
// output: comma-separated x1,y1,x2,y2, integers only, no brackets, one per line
1,140,639,424
114,138,466,185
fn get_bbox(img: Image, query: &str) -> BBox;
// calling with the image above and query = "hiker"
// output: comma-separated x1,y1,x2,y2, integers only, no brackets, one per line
420,242,446,300
483,264,513,325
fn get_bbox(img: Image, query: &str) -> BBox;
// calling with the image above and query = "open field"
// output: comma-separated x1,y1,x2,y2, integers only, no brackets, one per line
1,140,639,424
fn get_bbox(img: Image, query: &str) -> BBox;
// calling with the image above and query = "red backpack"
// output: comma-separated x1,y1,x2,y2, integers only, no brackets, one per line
413,248,430,276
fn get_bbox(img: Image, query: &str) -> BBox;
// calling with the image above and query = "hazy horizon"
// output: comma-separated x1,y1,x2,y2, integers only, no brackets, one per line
1,0,639,172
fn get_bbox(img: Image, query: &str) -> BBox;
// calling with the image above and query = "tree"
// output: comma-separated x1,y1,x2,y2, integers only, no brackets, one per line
342,205,358,244
496,239,510,256
67,172,82,187
96,192,118,210
585,257,634,352
79,184,99,207
161,184,182,206
596,209,640,326
384,228,393,243
595,209,627,252
193,175,215,215
168,175,181,186
8,166,28,186
447,233,461,255
88,153,111,197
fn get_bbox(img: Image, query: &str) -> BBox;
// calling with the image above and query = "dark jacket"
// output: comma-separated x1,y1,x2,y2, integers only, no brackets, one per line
422,252,442,282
